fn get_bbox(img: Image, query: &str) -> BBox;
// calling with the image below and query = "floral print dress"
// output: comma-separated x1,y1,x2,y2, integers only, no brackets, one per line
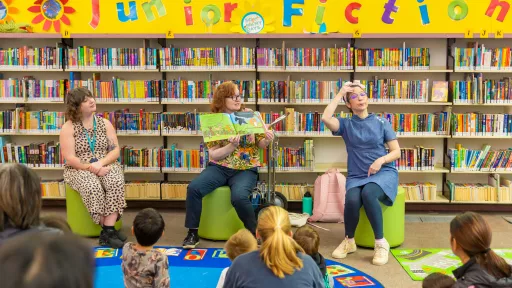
206,134,265,170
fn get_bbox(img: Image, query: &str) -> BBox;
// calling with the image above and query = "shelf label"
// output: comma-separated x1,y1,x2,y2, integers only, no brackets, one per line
480,29,488,38
166,30,174,39
62,29,70,38
353,28,362,38
464,29,472,38
495,29,504,38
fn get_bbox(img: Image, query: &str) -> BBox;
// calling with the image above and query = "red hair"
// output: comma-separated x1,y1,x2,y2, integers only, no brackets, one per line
210,81,245,113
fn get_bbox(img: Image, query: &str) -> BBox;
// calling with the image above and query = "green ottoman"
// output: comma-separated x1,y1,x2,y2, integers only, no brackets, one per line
354,187,405,248
198,186,245,241
66,184,122,237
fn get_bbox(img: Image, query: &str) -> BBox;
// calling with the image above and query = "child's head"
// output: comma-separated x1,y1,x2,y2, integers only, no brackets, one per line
224,229,258,261
292,225,320,256
0,163,41,232
422,272,455,288
0,232,94,288
132,208,165,247
450,211,511,279
40,214,72,233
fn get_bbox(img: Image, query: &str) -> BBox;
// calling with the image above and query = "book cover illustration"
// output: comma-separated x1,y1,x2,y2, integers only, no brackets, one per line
200,111,266,142
431,81,448,102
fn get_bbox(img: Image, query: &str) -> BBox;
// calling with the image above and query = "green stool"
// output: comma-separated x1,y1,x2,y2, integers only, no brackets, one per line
198,186,245,241
66,184,122,237
354,187,405,248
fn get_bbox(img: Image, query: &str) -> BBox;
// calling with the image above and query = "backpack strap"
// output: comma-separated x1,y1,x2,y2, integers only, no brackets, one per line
334,171,346,222
309,173,329,222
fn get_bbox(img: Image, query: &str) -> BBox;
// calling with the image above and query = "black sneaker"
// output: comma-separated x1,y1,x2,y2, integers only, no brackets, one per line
182,230,199,249
99,229,124,249
116,230,127,242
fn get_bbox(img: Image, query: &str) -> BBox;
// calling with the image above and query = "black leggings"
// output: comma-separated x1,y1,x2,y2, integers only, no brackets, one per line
344,183,387,239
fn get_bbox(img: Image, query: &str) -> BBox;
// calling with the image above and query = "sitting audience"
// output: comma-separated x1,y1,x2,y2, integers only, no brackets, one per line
0,163,61,246
293,225,333,288
449,212,512,287
217,229,258,288
223,206,324,288
0,232,94,288
122,208,170,288
40,214,72,233
422,272,455,288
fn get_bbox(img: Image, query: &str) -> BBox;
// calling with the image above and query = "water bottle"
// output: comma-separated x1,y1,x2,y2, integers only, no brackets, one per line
302,191,313,216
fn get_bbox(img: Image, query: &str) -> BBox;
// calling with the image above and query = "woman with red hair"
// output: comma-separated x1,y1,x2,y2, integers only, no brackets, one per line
182,81,274,249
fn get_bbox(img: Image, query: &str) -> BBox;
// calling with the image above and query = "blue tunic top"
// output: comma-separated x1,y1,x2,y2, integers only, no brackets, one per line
333,114,398,205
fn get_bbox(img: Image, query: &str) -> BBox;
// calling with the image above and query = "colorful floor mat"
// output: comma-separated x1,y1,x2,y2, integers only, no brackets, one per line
391,248,512,281
95,246,384,288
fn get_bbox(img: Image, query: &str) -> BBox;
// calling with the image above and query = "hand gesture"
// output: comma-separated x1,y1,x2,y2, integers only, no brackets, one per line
336,82,354,100
88,161,102,174
96,166,111,177
368,158,384,176
228,135,240,147
264,130,274,141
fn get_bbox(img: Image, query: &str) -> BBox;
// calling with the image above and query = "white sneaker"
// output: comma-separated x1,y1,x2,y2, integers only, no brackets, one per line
372,239,390,265
332,237,357,259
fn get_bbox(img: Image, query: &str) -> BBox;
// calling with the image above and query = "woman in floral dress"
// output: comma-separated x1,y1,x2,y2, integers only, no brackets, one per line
182,81,274,249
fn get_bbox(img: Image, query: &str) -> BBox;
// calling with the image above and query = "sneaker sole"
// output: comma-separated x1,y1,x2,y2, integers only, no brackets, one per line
372,260,388,266
332,250,356,259
182,242,199,249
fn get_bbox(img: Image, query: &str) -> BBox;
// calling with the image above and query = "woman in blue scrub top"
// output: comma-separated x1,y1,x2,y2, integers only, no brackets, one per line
322,82,401,266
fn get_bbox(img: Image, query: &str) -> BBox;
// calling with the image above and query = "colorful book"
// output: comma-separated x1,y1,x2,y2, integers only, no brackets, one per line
199,111,266,142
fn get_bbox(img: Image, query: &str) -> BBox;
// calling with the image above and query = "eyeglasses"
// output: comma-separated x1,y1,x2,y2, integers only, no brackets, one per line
348,92,367,100
227,94,242,101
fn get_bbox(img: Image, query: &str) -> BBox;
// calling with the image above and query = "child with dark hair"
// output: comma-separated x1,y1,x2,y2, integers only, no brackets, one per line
40,214,72,233
450,211,512,287
121,208,170,288
422,272,455,288
0,232,95,288
293,225,333,288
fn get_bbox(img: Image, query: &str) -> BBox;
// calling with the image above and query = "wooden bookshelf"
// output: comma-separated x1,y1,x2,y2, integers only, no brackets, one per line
453,103,512,107
405,192,450,203
450,170,512,174
258,102,452,106
452,135,512,139
162,68,256,72
65,68,160,73
355,67,452,73
453,68,512,73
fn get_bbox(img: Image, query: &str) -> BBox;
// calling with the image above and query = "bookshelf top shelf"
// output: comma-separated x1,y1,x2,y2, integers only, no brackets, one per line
66,69,159,73
258,68,354,73
162,68,256,72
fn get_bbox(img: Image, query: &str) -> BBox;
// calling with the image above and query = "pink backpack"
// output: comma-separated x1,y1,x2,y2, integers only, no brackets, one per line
308,169,346,223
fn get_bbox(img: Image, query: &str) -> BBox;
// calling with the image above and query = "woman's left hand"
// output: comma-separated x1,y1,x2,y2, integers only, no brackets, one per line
368,158,384,176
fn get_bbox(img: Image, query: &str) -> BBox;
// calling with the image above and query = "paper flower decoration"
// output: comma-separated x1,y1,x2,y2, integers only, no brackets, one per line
0,0,19,24
28,0,75,32
230,0,275,34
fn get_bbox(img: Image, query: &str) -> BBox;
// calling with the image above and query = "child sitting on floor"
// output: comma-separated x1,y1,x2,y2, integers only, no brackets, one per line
121,208,170,288
217,229,258,288
422,272,456,288
293,225,333,288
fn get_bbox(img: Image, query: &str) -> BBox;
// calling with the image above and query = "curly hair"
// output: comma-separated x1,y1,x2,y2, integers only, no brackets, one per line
210,81,245,113
65,87,94,122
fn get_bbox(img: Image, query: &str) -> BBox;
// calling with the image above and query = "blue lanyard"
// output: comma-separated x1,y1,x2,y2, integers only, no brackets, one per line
83,117,97,157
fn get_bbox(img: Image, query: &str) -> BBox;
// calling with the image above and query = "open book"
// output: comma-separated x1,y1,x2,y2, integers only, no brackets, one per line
199,111,266,142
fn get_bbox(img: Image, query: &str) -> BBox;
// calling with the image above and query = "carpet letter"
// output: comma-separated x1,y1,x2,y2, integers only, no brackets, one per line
448,0,468,21
382,0,399,24
116,1,138,22
345,2,361,24
283,0,304,27
485,0,510,22
142,0,167,22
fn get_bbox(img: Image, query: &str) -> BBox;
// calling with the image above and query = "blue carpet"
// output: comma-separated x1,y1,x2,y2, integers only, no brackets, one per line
94,246,383,288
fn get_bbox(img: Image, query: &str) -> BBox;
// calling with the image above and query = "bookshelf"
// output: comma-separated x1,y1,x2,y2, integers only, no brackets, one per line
1,37,511,212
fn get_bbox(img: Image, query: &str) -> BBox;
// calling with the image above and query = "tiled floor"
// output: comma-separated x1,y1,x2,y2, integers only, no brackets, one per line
41,208,512,288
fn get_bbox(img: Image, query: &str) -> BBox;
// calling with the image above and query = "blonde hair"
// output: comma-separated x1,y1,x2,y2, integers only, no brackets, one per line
224,229,258,261
257,206,304,278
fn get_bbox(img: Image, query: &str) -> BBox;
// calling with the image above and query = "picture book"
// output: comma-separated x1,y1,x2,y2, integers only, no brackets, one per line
431,81,448,102
200,111,266,142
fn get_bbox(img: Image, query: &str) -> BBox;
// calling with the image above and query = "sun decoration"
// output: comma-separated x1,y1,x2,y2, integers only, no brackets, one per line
230,0,275,34
0,0,19,24
28,0,75,32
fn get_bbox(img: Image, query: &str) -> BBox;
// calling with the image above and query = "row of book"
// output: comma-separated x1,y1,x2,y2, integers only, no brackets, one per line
356,46,430,70
448,144,512,172
284,47,353,70
41,180,66,198
66,47,159,70
160,143,209,172
400,182,438,201
389,147,436,171
447,174,512,203
0,47,63,70
159,47,255,70
451,75,512,104
451,113,512,136
125,182,161,199
0,108,65,133
260,110,351,135
0,138,63,167
98,110,161,135
0,77,67,101
377,112,451,136
255,182,314,201
454,43,512,70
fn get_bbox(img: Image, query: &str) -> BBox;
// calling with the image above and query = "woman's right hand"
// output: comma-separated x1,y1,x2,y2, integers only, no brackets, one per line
228,135,240,147
336,83,354,100
87,162,102,174
96,166,111,177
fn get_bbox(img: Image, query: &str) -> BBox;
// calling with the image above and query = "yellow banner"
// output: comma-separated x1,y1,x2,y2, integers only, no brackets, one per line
0,0,511,36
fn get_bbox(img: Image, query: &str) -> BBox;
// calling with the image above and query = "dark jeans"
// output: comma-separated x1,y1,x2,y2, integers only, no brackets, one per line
185,163,258,234
344,182,388,239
